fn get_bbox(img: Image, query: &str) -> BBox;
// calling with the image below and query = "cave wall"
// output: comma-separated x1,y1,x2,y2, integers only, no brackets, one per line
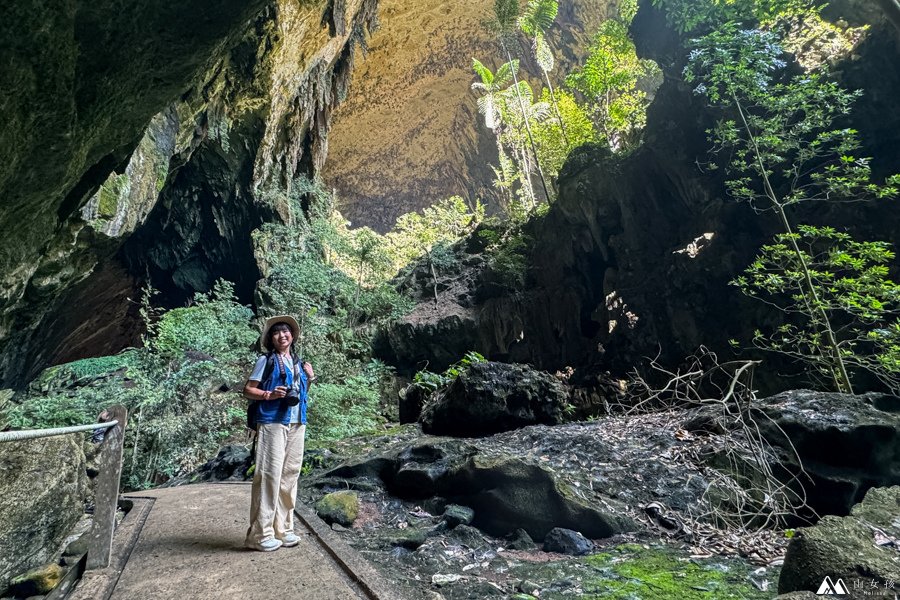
377,2,900,391
0,0,379,387
322,0,615,232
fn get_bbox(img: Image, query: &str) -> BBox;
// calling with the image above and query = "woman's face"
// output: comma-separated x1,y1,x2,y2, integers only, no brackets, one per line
270,325,293,352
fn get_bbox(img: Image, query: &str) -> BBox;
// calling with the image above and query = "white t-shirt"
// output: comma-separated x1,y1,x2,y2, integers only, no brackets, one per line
249,354,300,424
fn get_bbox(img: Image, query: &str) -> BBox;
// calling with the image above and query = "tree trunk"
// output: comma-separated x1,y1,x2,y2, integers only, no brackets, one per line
543,70,570,147
733,92,853,393
502,42,553,203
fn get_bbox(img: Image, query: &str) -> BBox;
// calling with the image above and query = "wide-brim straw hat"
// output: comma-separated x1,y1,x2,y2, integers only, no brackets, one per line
259,315,300,352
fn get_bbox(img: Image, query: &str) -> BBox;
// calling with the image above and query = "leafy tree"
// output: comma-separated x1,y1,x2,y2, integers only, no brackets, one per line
471,58,517,132
344,226,393,326
518,0,569,146
485,0,553,203
386,196,483,300
497,80,553,209
734,226,900,393
686,25,900,392
531,88,598,178
472,58,528,210
566,18,660,151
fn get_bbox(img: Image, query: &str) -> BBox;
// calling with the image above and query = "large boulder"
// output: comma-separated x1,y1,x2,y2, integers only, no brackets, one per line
0,435,88,593
320,439,634,541
778,486,900,594
420,362,569,437
755,390,900,516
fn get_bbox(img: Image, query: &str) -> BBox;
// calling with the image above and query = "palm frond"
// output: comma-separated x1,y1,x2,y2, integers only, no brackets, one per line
471,58,494,85
530,101,552,121
495,59,519,88
477,95,499,129
494,0,520,32
519,0,558,35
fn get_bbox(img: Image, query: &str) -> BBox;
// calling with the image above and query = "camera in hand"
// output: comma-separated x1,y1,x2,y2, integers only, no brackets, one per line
283,388,300,407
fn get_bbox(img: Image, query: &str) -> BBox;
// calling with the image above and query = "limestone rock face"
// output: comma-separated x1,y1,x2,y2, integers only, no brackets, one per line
420,361,569,437
778,486,900,595
375,5,900,394
0,0,378,386
0,435,88,593
323,438,635,540
756,390,900,517
324,0,614,231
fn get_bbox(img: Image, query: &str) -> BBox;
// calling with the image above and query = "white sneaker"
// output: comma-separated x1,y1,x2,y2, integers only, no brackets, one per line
246,537,283,552
279,532,300,548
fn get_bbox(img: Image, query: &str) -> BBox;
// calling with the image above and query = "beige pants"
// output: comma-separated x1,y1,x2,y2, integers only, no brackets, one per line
246,423,306,543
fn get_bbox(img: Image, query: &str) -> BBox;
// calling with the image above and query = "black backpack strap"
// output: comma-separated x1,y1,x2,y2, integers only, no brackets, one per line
247,353,277,432
260,352,277,387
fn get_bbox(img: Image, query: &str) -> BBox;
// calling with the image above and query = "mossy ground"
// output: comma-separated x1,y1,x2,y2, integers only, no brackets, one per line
580,543,774,600
508,542,776,600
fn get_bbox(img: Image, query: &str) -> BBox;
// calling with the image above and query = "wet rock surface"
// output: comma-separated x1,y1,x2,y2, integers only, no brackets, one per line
420,361,569,437
0,436,88,593
298,416,786,598
778,485,900,595
756,390,900,516
543,528,594,556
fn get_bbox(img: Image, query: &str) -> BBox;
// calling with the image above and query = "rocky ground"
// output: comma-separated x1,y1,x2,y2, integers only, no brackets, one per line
167,384,900,599
296,416,788,599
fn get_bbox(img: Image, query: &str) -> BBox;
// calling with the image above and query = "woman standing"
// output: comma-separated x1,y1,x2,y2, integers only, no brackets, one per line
243,315,315,552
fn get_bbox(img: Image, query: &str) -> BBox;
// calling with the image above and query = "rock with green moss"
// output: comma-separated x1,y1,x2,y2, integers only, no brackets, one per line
579,543,775,599
388,528,427,550
315,491,360,527
420,361,569,437
0,436,87,592
778,486,900,594
443,504,474,528
8,563,64,596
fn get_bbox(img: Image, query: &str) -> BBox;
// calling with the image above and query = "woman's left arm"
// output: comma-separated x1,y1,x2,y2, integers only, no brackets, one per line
302,361,316,383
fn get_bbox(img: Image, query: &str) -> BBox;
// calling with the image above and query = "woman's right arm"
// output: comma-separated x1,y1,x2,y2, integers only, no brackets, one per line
243,356,288,400
244,356,276,401
243,380,274,401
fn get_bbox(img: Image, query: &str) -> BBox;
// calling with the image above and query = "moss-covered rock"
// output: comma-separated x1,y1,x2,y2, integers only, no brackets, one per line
442,504,474,528
778,486,900,594
420,361,569,437
8,563,64,596
0,435,87,592
315,491,360,527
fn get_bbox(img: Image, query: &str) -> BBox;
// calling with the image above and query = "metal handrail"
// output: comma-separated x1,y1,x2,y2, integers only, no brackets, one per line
0,420,118,443
1,409,128,572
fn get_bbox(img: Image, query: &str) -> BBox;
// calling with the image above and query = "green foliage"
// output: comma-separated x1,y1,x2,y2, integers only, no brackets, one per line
306,362,388,442
489,231,534,290
566,19,661,151
412,351,486,393
519,0,560,73
686,21,899,392
154,280,256,361
385,196,484,273
651,0,811,34
532,89,599,177
734,226,900,392
8,283,254,488
472,58,517,130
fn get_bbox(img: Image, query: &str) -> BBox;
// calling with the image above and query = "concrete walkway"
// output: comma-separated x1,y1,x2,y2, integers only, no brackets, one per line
108,483,369,600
